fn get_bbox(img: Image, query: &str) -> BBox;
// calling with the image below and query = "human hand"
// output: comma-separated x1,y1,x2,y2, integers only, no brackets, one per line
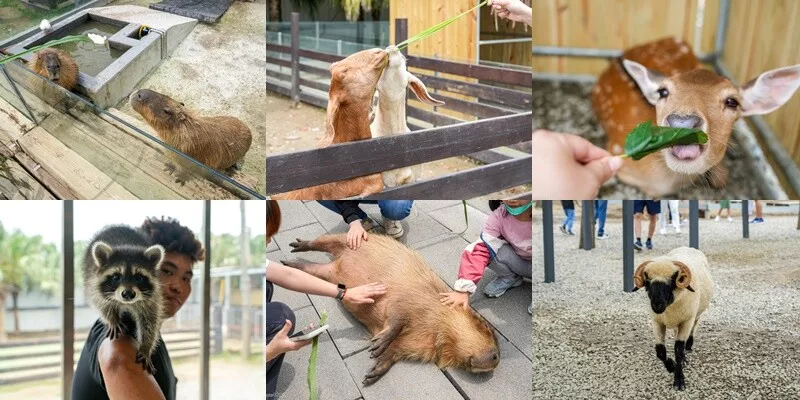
489,0,532,25
342,282,388,306
265,320,312,362
347,220,368,250
439,291,470,310
532,129,623,199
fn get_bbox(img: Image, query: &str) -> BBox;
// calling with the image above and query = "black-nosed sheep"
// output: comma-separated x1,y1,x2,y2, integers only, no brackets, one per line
633,246,714,391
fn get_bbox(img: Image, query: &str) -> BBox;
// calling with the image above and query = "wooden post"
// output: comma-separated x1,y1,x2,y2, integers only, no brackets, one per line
62,201,74,400
290,12,300,107
622,200,634,292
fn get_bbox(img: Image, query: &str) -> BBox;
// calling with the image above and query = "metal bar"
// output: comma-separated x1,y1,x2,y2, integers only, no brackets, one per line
62,200,74,400
692,0,707,54
479,38,533,45
1,65,38,124
580,200,594,250
742,200,750,238
689,200,699,249
200,201,211,400
290,13,300,107
714,0,732,58
533,46,715,63
542,200,555,283
623,200,634,292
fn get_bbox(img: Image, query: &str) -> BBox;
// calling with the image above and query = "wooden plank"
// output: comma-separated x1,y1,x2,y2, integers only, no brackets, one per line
298,78,330,93
0,143,57,200
265,55,291,68
298,48,344,64
265,43,290,54
266,81,329,110
408,55,532,88
420,92,516,119
407,106,464,127
266,112,531,194
416,74,531,109
17,128,137,199
0,97,35,144
298,63,330,78
359,156,531,200
266,69,291,82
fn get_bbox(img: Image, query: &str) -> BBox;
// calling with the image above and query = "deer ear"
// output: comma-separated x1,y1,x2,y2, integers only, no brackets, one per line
740,64,800,116
622,59,666,105
407,72,444,106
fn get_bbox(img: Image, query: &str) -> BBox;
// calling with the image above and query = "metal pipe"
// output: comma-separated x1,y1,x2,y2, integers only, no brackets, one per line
580,200,594,250
622,200,634,293
693,0,707,54
542,200,555,283
714,0,732,59
689,200,699,249
533,46,715,63
1,65,38,124
62,201,74,400
742,200,750,238
533,72,598,84
200,200,211,400
480,38,533,45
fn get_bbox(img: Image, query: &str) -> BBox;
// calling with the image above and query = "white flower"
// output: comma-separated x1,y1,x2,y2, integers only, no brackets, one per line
39,20,51,31
88,33,107,45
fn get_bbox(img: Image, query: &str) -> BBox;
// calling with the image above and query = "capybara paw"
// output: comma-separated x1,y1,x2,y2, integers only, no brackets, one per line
289,239,311,253
136,352,157,375
105,324,123,340
163,162,176,174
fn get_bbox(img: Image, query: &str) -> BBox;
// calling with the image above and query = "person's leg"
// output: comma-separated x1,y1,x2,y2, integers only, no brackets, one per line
634,213,643,241
377,200,412,238
659,200,668,233
267,302,296,397
266,280,274,303
596,200,608,236
485,245,530,297
566,209,575,232
317,201,368,220
756,200,763,218
669,200,680,230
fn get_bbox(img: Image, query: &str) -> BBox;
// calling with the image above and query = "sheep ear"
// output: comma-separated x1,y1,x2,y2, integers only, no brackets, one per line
92,241,113,268
673,261,693,289
686,285,695,292
633,260,652,290
407,72,445,106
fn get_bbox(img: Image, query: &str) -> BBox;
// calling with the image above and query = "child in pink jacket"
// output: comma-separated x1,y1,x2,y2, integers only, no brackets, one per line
441,200,532,314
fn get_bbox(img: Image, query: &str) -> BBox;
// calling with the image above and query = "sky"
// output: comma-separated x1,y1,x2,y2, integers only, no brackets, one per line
0,200,265,247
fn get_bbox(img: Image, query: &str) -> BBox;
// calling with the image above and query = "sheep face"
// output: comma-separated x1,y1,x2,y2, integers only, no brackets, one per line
633,260,694,314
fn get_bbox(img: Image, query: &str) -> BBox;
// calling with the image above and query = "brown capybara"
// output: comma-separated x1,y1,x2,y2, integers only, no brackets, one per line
129,89,252,180
283,233,500,385
30,48,79,91
271,48,389,200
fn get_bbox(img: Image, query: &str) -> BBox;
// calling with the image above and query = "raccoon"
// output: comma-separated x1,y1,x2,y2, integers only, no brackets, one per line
82,224,165,375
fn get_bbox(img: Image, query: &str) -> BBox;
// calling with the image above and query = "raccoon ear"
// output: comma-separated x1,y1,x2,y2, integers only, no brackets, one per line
144,244,165,267
92,242,113,267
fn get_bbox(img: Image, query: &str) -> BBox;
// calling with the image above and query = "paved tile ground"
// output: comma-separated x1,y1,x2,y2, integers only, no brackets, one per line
269,201,532,399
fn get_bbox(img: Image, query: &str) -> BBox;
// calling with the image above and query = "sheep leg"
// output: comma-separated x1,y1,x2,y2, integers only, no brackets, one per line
673,319,694,391
686,318,700,352
652,321,675,373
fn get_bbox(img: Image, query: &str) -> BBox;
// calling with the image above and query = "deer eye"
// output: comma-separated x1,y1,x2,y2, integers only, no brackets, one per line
725,97,740,109
657,88,669,99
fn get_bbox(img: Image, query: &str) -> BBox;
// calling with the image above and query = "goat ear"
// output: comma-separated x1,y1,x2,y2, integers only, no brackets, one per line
622,59,666,105
673,261,693,289
321,96,340,146
740,64,800,116
633,260,652,290
407,72,445,106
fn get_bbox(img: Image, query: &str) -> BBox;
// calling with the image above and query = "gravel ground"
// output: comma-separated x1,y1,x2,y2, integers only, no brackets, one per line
532,209,800,399
532,79,768,199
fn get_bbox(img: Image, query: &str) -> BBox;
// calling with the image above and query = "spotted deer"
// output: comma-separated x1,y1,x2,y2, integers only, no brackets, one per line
592,37,800,196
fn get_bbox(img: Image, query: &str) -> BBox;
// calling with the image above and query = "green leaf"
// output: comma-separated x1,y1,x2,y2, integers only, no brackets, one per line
307,310,328,400
395,0,489,51
0,35,93,65
622,121,708,161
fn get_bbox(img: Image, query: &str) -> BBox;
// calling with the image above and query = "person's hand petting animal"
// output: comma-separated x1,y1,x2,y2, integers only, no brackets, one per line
532,129,623,199
439,291,470,310
489,0,532,26
347,220,368,250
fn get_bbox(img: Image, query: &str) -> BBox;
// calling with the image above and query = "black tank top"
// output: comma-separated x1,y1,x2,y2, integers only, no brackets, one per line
72,318,177,400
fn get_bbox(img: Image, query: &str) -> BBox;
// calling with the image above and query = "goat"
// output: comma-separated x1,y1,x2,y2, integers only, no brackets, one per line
370,46,444,187
633,246,714,391
592,37,800,196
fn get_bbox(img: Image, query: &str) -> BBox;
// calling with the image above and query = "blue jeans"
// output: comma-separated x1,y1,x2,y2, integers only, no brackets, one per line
317,200,413,221
595,200,608,236
266,301,295,397
563,209,575,232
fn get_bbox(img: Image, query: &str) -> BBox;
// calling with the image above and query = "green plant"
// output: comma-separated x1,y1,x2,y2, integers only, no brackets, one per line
622,121,708,160
395,1,489,51
307,310,327,400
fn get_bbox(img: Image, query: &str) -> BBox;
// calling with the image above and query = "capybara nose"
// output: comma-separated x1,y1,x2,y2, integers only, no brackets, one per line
666,114,703,129
122,290,136,301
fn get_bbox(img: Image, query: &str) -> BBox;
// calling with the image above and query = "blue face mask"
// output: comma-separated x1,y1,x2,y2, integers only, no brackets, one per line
504,201,532,216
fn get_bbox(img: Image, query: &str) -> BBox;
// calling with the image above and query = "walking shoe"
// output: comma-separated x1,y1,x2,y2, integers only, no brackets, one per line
750,218,765,224
659,228,667,235
567,230,575,236
634,240,643,252
597,233,609,240
559,225,567,234
527,302,532,315
361,217,378,232
715,216,720,222
383,219,404,238
674,226,681,234
646,238,653,250
727,217,733,222
484,275,523,298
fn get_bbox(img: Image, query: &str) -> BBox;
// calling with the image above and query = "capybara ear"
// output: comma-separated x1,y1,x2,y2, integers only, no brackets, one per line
92,241,113,268
672,261,693,290
407,72,445,106
632,260,652,291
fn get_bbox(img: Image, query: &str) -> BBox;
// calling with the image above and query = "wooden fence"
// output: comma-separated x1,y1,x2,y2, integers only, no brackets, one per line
266,15,532,199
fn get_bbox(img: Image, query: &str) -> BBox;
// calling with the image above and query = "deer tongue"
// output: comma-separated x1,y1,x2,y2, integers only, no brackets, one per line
671,144,702,160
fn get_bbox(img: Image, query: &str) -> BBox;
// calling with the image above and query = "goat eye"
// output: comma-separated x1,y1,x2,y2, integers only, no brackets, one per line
657,88,669,99
725,97,740,109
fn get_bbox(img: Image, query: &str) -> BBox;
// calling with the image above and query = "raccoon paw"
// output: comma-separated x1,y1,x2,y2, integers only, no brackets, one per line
136,352,157,375
106,324,124,341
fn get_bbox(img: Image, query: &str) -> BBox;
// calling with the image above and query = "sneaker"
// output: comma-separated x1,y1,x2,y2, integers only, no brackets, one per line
597,233,609,240
383,219,404,239
527,302,532,315
559,225,567,234
715,216,720,222
567,230,575,236
674,226,681,234
646,239,653,250
361,216,378,232
634,240,643,252
727,217,733,222
659,228,667,235
484,275,523,298
750,218,765,224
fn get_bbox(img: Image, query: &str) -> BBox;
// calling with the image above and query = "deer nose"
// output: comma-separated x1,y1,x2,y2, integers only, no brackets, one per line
666,114,703,129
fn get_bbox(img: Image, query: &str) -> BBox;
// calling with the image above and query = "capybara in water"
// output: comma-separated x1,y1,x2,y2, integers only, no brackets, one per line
30,48,79,91
283,233,500,385
129,89,252,181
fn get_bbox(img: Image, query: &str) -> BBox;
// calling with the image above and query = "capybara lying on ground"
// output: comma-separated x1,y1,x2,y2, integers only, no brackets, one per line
283,233,500,385
31,48,79,91
129,89,252,183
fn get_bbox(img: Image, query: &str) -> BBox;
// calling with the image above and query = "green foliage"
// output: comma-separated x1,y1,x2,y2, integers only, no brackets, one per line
623,122,708,161
307,310,328,400
0,223,59,297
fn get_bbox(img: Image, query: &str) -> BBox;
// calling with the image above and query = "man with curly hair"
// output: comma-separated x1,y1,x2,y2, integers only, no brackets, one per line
73,217,205,400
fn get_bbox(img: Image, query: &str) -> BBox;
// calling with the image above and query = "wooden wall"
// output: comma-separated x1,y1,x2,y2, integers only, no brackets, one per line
389,0,477,63
479,5,532,67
